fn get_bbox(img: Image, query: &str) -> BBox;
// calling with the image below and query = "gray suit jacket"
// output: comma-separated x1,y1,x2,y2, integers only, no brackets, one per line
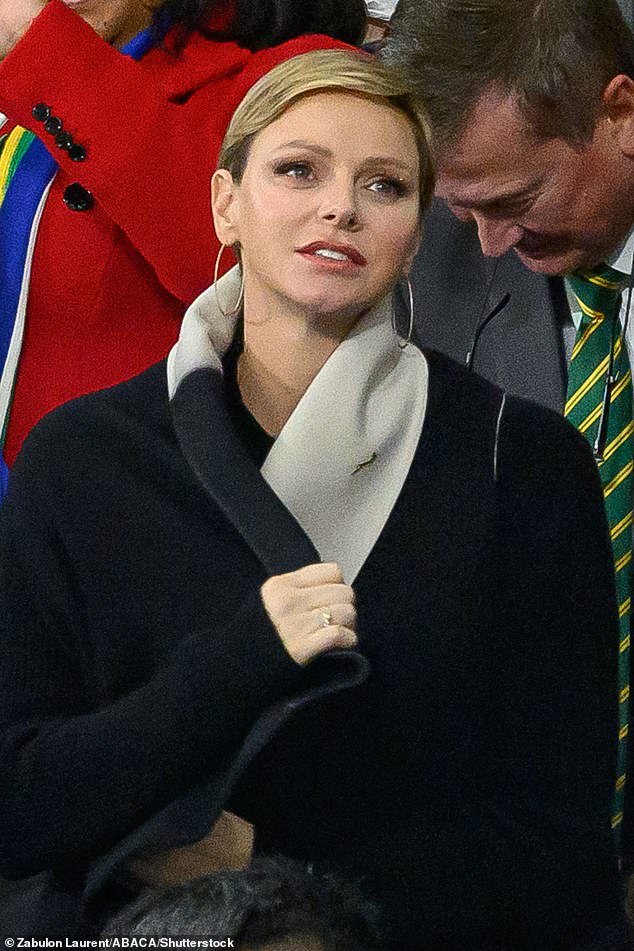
409,199,570,414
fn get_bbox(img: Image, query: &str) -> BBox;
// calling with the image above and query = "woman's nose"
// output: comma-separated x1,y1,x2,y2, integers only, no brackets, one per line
319,180,361,231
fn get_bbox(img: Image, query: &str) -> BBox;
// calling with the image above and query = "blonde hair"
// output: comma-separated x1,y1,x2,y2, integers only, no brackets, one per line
217,49,434,209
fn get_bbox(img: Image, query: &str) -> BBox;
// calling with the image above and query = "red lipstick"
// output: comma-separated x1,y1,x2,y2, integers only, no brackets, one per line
296,242,367,266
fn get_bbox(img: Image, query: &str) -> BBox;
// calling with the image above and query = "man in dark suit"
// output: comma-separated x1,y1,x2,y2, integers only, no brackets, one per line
384,0,634,906
386,0,634,404
410,199,570,413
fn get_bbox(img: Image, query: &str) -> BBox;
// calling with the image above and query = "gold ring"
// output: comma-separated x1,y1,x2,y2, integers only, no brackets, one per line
320,610,332,628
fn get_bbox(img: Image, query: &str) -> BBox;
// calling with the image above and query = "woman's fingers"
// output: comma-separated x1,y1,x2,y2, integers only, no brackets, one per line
309,602,357,631
302,584,355,611
291,562,344,586
260,562,358,666
261,567,355,618
307,625,358,657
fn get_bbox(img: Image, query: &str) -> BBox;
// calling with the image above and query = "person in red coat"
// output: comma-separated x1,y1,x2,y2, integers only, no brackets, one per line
0,0,364,477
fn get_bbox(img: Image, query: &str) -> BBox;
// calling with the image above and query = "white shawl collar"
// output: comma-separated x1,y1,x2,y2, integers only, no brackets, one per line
168,266,428,582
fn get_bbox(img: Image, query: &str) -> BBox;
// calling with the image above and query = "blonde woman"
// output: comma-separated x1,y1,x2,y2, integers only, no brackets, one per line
0,51,623,947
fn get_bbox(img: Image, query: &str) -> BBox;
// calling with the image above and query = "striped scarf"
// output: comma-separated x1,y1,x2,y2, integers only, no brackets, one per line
0,25,155,496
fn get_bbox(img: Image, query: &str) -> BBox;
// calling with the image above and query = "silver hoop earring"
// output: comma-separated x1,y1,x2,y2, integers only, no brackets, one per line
213,243,244,318
391,276,414,349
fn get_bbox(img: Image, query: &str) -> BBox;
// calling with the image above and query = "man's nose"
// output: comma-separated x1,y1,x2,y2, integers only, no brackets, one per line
474,215,524,257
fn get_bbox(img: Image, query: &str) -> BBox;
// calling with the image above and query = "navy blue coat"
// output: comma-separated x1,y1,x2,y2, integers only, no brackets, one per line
0,351,622,948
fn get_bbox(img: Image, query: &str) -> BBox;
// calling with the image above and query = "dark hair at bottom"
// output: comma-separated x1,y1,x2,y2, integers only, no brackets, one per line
103,855,382,951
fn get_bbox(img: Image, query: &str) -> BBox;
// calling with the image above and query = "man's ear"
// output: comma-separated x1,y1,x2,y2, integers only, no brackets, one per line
603,75,634,157
211,169,240,245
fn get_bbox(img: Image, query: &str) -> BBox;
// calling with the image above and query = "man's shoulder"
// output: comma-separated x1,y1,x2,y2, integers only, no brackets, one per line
414,199,555,326
412,199,567,407
423,346,590,473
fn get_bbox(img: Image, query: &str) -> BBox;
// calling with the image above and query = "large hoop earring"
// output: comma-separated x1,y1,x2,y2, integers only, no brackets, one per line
213,243,244,318
391,275,414,349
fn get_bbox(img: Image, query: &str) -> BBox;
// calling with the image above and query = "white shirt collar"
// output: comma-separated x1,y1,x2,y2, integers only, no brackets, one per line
565,224,634,331
607,223,634,279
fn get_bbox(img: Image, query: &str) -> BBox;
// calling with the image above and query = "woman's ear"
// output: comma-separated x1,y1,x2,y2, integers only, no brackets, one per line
211,169,240,245
402,218,422,276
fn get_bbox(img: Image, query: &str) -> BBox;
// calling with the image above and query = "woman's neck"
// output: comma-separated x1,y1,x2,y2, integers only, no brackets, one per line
237,294,361,437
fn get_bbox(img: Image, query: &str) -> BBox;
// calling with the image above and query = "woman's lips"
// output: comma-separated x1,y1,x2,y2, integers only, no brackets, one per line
296,242,367,266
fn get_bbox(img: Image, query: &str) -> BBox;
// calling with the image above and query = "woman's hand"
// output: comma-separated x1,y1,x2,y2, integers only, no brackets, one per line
261,562,357,666
0,0,45,60
127,811,254,886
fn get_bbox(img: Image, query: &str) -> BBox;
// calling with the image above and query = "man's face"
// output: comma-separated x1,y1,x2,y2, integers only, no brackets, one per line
436,85,634,275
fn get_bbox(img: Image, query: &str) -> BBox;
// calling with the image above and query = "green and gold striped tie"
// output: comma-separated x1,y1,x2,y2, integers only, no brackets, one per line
565,264,632,847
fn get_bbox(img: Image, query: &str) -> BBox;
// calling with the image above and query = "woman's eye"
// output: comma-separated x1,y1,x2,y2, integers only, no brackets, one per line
367,178,407,198
273,161,315,182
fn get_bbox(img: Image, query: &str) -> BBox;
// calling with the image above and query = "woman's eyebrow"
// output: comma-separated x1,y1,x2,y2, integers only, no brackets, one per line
271,143,416,173
272,140,332,156
358,156,416,172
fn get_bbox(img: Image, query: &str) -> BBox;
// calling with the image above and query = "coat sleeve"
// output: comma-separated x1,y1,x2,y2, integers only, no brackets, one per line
0,430,304,879
344,398,622,946
0,1,348,303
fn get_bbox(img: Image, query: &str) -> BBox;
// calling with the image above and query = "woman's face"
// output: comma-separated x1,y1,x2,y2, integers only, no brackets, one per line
213,91,421,326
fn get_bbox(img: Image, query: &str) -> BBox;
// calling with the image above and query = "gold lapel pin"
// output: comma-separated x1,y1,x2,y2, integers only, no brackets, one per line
352,451,378,476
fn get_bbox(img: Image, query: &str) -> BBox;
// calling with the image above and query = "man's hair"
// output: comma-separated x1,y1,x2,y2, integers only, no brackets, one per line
217,48,435,211
103,855,381,950
382,0,634,147
153,0,367,51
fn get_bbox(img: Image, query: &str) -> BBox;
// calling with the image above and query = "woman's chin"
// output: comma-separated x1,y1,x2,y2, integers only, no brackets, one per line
296,301,371,326
288,287,388,323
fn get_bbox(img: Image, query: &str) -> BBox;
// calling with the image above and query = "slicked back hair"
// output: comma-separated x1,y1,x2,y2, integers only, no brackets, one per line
382,0,634,147
153,0,367,50
217,49,435,212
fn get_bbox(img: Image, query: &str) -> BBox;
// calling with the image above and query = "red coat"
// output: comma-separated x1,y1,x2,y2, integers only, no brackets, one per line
0,0,349,464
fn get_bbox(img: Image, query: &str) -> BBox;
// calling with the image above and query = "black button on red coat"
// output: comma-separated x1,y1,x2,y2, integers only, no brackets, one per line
31,104,87,161
68,144,86,162
55,131,73,150
63,183,93,212
32,103,50,122
44,116,63,135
